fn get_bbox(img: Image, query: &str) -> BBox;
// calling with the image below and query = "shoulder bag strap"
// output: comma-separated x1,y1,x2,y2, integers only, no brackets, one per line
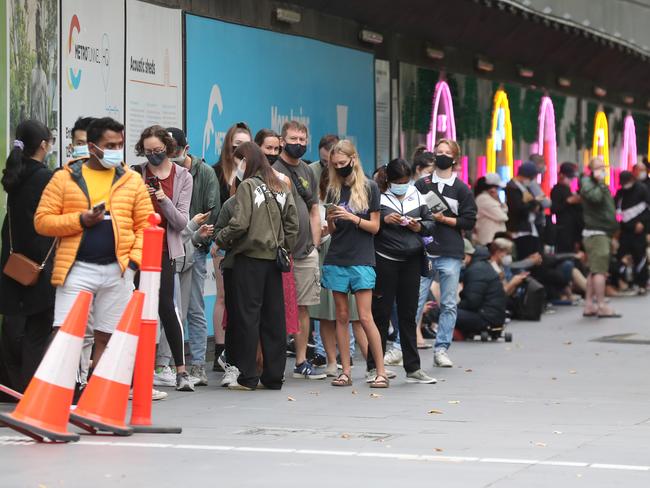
6,197,56,267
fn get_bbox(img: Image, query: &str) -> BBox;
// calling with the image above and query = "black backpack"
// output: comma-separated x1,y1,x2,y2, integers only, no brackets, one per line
513,277,546,321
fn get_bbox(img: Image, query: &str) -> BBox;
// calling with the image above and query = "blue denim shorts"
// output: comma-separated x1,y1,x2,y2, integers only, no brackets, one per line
321,265,376,293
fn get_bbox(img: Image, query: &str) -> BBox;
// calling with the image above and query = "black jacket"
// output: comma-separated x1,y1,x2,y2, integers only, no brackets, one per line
375,187,435,258
615,182,650,233
415,174,477,260
458,246,507,326
505,179,540,234
550,183,583,252
0,159,55,315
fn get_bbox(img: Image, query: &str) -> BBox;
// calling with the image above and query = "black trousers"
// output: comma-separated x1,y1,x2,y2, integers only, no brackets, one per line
160,251,185,367
618,230,648,287
222,268,234,361
230,255,286,389
514,235,542,260
455,308,487,336
0,309,53,393
369,254,421,374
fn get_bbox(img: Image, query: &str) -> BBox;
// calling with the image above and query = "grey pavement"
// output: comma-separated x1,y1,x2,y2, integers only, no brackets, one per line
1,295,649,487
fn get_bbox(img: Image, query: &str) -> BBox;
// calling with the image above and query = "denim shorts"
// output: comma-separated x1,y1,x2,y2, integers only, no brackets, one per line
321,265,376,293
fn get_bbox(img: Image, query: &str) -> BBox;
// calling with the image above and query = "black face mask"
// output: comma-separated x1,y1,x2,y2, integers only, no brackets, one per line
335,163,354,179
146,152,167,167
284,143,307,160
435,154,454,170
266,154,279,165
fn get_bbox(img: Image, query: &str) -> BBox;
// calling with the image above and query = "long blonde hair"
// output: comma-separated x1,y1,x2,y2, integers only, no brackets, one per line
327,140,369,213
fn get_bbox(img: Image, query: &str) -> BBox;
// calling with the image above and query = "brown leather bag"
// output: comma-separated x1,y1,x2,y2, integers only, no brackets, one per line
2,205,55,286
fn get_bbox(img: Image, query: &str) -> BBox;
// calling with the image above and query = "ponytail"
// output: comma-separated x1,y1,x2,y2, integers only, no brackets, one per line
374,165,389,193
2,119,51,192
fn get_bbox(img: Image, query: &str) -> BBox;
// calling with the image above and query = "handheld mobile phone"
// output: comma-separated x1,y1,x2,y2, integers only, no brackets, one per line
92,201,106,213
147,176,160,190
323,203,338,211
207,205,217,213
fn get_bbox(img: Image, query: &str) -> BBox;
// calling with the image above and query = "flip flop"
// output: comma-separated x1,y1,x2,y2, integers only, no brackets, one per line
597,313,622,319
582,312,597,317
370,375,389,389
331,373,352,387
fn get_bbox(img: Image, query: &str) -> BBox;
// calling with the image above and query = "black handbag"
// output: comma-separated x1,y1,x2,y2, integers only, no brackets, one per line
259,181,291,273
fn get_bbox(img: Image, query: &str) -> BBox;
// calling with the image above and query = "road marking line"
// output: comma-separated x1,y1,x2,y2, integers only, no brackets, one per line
1,436,649,473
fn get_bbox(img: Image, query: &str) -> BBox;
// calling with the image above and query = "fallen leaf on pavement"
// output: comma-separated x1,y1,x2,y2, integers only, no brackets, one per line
535,442,547,447
464,369,473,373
569,370,577,374
370,393,382,398
341,433,350,439
551,377,557,380
287,396,296,402
351,389,358,395
553,431,563,435
448,400,461,404
564,341,573,345
434,448,444,452
428,409,443,415
308,391,320,395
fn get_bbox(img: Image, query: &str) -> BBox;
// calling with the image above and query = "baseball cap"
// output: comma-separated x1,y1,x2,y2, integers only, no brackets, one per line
463,238,476,255
484,172,506,188
559,162,577,179
166,127,187,148
518,161,538,178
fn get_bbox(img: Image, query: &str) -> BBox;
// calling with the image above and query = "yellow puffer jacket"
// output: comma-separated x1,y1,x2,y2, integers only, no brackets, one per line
34,159,154,286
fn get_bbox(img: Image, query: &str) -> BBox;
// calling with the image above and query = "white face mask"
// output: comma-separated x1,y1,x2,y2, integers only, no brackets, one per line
639,171,648,181
235,158,246,181
592,169,605,181
501,255,513,266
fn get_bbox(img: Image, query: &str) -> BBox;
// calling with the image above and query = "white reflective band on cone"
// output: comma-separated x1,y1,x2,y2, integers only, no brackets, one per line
34,332,84,389
139,271,161,321
92,330,140,385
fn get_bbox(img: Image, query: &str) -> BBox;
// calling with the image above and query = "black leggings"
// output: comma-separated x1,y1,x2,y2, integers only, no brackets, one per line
160,252,185,367
369,253,421,374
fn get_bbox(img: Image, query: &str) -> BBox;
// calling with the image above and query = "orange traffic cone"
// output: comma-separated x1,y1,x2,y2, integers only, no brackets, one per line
70,291,144,436
0,291,92,442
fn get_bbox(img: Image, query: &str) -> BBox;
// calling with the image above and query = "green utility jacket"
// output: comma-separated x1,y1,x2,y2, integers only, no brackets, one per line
216,175,299,261
579,175,618,235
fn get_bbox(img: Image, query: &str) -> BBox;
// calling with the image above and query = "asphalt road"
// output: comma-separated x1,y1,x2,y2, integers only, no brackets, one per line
1,295,649,487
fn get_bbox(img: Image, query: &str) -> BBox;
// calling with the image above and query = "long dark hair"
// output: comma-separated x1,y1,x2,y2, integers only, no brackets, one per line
217,122,252,184
2,120,51,192
375,158,412,193
254,128,279,147
234,142,283,193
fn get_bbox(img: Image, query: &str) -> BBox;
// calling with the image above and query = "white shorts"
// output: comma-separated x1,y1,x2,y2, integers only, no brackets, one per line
54,261,134,334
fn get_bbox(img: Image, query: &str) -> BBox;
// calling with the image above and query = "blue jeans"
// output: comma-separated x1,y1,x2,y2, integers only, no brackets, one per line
187,249,209,365
415,256,462,352
313,321,355,357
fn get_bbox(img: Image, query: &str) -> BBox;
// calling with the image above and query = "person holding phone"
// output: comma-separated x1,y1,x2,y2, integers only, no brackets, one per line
323,140,389,388
35,117,153,394
370,159,437,384
135,125,194,391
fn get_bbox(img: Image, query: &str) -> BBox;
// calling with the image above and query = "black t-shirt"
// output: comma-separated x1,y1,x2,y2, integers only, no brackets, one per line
324,181,381,267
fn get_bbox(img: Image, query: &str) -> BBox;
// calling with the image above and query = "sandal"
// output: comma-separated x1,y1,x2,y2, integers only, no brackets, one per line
370,374,389,389
331,373,352,387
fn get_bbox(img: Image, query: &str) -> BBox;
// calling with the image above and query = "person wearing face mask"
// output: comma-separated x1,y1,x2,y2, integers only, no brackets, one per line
505,161,542,259
67,116,95,160
632,161,650,196
412,151,435,181
551,162,583,253
273,121,325,380
134,125,194,391
370,159,436,384
35,117,153,390
615,171,650,295
456,241,507,340
0,120,55,392
158,127,219,388
579,157,620,318
414,139,477,369
255,128,282,166
474,172,508,245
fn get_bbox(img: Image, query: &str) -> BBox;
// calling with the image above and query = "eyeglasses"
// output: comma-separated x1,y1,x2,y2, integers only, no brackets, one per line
144,147,166,156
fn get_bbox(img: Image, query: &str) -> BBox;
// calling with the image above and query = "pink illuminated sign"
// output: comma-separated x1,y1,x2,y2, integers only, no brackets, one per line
537,96,557,194
620,114,637,171
427,80,456,150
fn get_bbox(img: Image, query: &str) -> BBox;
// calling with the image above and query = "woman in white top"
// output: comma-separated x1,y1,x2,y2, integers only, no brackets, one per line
474,173,509,245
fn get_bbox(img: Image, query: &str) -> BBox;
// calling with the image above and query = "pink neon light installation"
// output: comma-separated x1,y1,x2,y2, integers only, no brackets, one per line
476,156,487,179
459,155,469,185
427,80,456,150
537,96,557,195
620,115,637,172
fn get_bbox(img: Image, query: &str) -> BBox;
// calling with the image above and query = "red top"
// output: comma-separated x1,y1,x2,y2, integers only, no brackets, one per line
146,164,176,249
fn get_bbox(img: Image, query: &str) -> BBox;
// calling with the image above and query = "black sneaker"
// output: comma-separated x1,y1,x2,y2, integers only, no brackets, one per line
336,355,354,369
286,337,296,357
311,353,327,368
421,324,436,339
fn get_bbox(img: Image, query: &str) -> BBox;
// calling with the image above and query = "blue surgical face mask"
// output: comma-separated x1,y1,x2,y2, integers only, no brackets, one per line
96,147,124,169
72,144,89,158
390,182,410,196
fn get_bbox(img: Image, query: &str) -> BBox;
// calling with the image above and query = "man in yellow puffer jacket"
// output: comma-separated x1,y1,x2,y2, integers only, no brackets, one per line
35,117,153,368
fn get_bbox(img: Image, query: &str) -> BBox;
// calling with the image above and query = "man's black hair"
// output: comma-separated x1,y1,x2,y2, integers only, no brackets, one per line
71,116,96,141
86,117,124,144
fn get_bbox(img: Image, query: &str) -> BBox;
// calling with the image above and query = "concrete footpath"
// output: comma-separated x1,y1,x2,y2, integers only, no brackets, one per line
1,295,649,487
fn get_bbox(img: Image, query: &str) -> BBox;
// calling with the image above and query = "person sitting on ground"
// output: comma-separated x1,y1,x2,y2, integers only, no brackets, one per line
456,240,507,339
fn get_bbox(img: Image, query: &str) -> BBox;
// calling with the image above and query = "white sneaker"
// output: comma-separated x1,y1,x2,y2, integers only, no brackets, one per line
153,366,176,387
406,369,437,384
384,348,403,366
434,350,453,368
365,369,377,383
324,364,339,377
152,388,168,401
221,365,240,387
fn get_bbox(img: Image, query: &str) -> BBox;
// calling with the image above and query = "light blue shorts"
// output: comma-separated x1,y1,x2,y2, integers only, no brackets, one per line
321,265,376,294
